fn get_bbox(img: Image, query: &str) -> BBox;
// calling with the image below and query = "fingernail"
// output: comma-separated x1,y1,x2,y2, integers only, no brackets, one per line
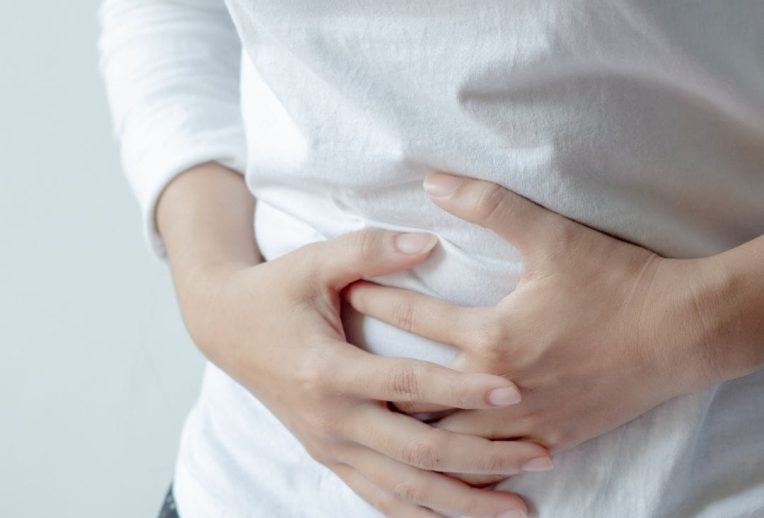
423,173,463,198
497,510,527,518
522,457,554,472
395,233,438,254
487,386,522,406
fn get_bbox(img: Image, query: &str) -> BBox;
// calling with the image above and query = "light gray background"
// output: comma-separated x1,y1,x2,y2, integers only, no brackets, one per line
1,3,204,517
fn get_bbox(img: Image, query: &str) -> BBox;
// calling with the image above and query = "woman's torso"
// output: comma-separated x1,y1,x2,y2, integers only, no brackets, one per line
173,2,764,516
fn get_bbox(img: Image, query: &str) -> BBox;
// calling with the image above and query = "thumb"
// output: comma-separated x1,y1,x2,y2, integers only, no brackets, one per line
310,228,438,290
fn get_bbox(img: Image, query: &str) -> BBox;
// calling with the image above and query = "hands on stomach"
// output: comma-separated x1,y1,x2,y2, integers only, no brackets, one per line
204,229,556,518
162,164,761,518
345,172,729,490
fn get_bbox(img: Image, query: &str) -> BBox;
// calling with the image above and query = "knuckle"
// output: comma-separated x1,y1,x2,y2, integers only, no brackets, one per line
392,480,427,503
446,387,471,409
478,449,515,473
389,365,421,400
296,345,341,395
473,318,509,359
473,183,508,225
295,361,331,394
293,350,337,400
391,301,416,333
539,425,571,450
302,437,332,465
401,441,440,469
351,228,380,263
428,429,451,453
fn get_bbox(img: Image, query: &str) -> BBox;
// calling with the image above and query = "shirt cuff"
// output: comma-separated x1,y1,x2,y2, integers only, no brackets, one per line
121,118,246,259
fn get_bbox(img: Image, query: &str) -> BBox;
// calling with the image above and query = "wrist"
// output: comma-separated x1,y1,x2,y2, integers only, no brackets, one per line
701,241,764,381
172,259,256,360
643,256,735,396
664,250,764,393
171,254,253,298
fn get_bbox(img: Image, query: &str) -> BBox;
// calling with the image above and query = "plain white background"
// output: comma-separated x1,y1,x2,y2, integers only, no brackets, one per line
1,2,204,516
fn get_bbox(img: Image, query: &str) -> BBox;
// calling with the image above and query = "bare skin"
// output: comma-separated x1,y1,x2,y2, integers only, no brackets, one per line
156,163,555,518
345,172,764,488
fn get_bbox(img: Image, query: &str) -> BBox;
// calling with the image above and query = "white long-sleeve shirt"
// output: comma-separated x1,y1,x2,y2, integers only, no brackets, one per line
98,1,764,517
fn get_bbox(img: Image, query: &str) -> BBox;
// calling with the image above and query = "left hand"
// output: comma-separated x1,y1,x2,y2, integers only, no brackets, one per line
344,172,724,479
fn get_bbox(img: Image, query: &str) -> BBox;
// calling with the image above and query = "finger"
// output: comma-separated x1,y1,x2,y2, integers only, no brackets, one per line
307,228,439,290
333,464,441,518
435,409,530,442
435,410,555,468
349,405,551,475
422,172,568,256
442,471,513,488
333,342,521,409
391,401,457,417
343,280,483,350
347,445,529,518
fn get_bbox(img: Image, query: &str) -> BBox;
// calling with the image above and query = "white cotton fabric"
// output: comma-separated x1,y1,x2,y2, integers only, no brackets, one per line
98,1,764,517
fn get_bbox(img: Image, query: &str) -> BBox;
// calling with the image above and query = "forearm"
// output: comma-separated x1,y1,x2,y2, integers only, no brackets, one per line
157,162,260,278
703,234,764,382
156,162,261,351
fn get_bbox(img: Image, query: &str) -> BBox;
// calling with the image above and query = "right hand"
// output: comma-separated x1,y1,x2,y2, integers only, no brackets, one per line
178,228,550,518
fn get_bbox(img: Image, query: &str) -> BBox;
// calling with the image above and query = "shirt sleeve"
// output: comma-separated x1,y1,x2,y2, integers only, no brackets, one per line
97,0,247,258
